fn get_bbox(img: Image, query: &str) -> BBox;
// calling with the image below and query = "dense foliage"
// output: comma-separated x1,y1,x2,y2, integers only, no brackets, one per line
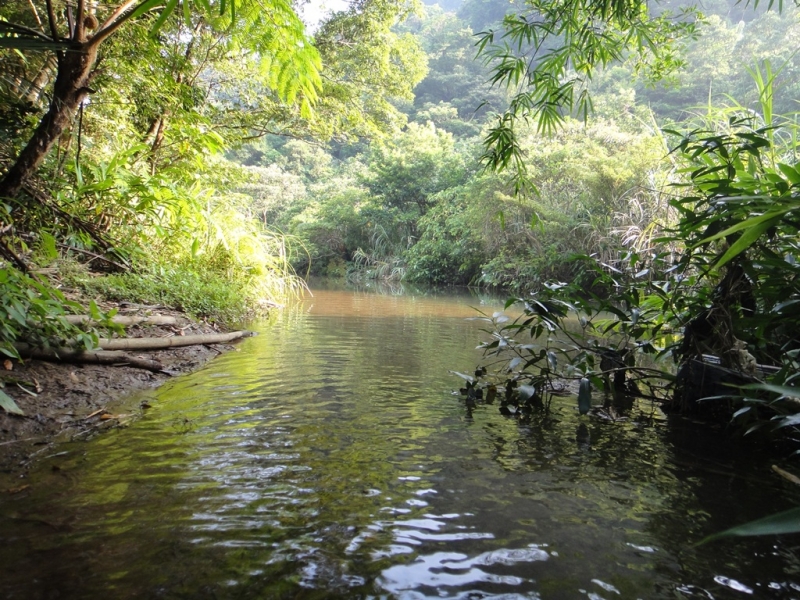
454,0,800,464
0,0,426,350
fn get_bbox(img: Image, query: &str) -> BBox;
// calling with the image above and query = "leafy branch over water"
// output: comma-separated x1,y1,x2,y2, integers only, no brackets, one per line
467,120,800,431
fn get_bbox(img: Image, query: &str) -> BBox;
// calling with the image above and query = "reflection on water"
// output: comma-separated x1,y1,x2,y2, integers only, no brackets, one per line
2,285,800,599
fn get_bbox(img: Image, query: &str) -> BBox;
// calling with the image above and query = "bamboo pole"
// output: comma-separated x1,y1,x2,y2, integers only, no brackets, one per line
95,331,253,350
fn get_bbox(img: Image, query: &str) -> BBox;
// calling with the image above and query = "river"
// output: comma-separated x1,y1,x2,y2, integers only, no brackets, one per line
2,282,800,599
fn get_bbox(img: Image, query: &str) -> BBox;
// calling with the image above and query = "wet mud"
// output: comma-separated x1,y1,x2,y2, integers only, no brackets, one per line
0,308,238,479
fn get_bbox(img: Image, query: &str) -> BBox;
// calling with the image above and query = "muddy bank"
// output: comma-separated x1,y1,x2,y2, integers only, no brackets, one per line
0,306,243,479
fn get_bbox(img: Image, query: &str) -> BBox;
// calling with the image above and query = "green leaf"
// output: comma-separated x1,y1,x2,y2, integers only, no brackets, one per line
450,371,475,383
0,388,24,416
89,300,102,321
129,0,165,21
773,299,800,313
697,507,800,545
7,303,27,327
773,414,800,429
39,232,58,261
150,0,180,33
695,210,783,246
740,383,800,398
714,215,782,270
778,163,800,185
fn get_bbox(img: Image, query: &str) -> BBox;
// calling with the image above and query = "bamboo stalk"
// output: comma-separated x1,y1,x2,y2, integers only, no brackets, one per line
96,331,253,350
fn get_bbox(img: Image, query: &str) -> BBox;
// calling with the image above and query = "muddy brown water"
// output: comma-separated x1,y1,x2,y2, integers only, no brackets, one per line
2,282,800,599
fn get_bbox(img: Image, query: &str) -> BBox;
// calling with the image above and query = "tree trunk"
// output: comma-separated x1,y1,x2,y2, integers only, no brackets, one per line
0,45,97,201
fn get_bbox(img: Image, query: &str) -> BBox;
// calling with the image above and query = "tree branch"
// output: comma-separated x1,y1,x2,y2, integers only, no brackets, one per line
26,0,43,29
99,0,139,31
0,18,54,40
55,242,130,272
0,236,29,273
62,315,182,326
45,0,59,41
76,0,86,41
93,0,146,46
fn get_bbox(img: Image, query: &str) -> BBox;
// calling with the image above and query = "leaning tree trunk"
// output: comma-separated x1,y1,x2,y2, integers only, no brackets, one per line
0,45,98,202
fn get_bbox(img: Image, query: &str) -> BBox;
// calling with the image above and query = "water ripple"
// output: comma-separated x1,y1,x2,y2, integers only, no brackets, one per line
1,288,799,599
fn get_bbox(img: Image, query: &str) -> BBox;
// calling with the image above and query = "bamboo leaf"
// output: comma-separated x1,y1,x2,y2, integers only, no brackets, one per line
129,0,166,21
778,163,800,185
740,383,800,398
150,0,179,33
773,414,800,429
695,210,784,246
0,388,24,416
714,215,781,270
450,371,475,383
697,507,800,545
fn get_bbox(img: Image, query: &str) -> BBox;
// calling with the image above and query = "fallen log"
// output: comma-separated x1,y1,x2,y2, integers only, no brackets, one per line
64,315,183,327
96,330,253,350
13,345,165,372
12,331,253,371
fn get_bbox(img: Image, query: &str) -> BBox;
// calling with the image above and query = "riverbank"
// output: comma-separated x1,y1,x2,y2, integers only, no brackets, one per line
0,304,240,479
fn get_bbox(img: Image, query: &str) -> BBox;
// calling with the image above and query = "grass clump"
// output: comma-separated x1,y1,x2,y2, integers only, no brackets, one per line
71,263,266,325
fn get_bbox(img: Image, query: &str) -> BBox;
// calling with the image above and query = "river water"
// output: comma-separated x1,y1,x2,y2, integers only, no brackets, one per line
2,283,800,599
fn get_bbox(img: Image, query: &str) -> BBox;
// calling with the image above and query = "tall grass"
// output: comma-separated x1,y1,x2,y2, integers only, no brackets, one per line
57,153,308,323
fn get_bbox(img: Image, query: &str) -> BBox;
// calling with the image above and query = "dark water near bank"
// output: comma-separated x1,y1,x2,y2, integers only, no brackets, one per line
2,284,800,599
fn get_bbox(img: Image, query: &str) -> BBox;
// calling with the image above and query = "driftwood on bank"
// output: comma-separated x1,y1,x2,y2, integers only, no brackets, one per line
13,345,165,372
96,330,252,350
13,331,254,371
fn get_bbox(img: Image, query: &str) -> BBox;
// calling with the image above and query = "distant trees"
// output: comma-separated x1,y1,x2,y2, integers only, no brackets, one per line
364,122,469,217
406,7,508,120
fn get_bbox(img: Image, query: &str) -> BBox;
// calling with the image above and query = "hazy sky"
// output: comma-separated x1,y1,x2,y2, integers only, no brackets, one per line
299,0,350,32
